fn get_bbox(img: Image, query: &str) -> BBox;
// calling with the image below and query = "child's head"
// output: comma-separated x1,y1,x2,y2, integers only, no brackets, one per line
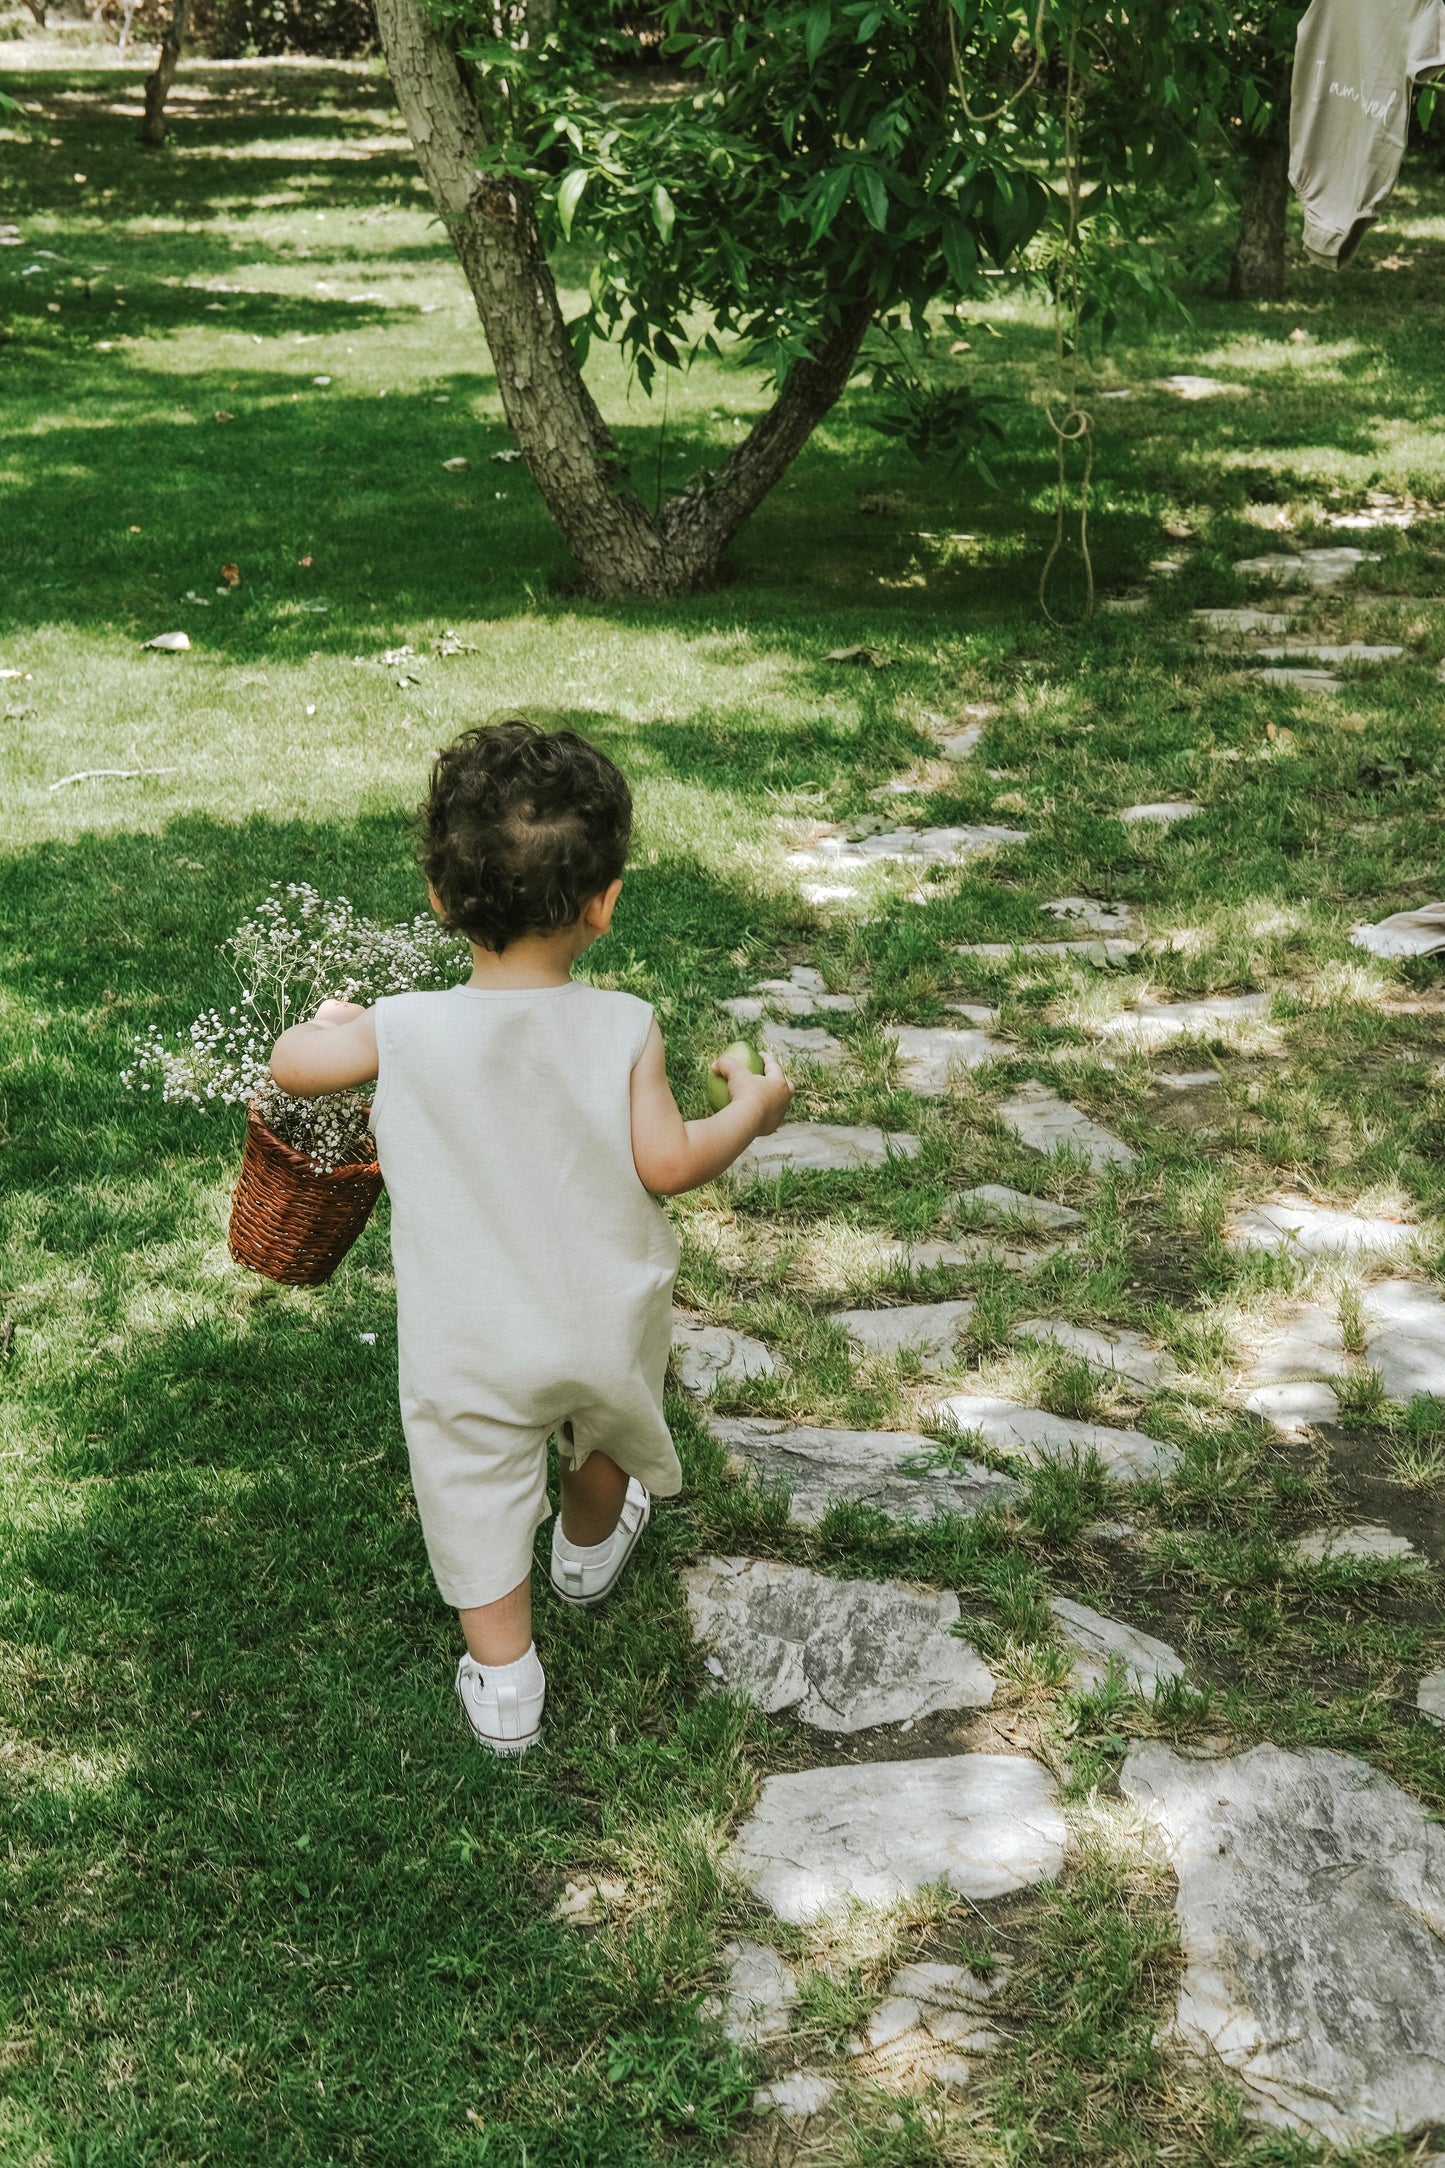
418,720,632,952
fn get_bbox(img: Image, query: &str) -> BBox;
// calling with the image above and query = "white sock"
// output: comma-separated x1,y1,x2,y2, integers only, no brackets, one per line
475,1643,544,1691
554,1525,615,1564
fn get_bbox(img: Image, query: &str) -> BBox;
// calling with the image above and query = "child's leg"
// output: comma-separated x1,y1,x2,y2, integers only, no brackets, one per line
459,1575,532,1665
559,1441,628,1544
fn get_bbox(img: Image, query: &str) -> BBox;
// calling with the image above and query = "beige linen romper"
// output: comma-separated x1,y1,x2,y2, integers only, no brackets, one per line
370,981,682,1609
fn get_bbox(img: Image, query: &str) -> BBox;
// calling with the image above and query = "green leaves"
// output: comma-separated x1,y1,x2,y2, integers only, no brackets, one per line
804,1,832,65
852,163,889,231
651,181,676,243
557,165,590,240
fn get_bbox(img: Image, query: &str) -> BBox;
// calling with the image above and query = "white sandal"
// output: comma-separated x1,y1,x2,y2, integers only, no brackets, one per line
549,1478,651,1608
455,1653,545,1756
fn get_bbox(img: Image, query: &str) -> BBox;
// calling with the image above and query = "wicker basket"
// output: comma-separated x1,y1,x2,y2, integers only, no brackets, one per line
228,1105,383,1286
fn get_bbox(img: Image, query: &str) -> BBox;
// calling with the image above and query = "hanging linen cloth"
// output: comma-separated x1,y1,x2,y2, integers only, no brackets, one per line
1289,0,1445,268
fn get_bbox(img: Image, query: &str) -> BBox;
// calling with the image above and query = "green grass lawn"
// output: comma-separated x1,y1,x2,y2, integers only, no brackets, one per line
3,54,1445,2168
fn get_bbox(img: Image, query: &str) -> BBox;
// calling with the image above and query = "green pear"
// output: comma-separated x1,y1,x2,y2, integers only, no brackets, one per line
705,1038,765,1113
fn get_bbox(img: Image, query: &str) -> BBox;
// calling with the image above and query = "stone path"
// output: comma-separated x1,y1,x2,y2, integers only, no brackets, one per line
786,823,1028,871
831,1298,973,1371
889,1023,1013,1093
760,1020,846,1069
1122,1744,1445,2146
1050,1596,1184,1693
708,1414,1020,1525
954,1183,1083,1230
931,1392,1181,1480
1118,800,1199,825
684,1556,994,1731
706,1939,798,2046
671,1315,776,1395
730,1754,1068,1922
997,1082,1138,1170
1239,1301,1346,1433
1234,546,1382,588
955,936,1140,960
1225,1195,1414,1256
724,965,860,1021
1293,1523,1416,1564
1012,1318,1179,1391
734,1122,920,1178
1095,993,1270,1047
1361,1279,1445,1398
1419,1671,1445,1723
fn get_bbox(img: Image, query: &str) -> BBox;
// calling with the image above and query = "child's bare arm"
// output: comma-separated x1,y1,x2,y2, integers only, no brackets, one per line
630,1020,791,1196
270,999,379,1097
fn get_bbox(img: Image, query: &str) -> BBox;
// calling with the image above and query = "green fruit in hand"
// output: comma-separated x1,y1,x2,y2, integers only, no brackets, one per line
705,1039,764,1113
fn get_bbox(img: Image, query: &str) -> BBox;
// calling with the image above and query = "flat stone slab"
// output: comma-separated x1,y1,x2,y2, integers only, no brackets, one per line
1259,667,1341,692
730,1753,1067,1923
832,1298,974,1371
1122,1742,1445,2146
1362,1278,1445,1399
1418,1670,1445,1724
684,1555,995,1733
1051,1596,1185,1693
760,1020,847,1068
1255,643,1404,663
733,1123,919,1178
890,1024,1013,1093
1042,897,1138,933
1159,373,1245,399
1155,1070,1223,1091
708,1414,1019,1527
955,937,1140,960
1119,800,1200,825
954,1183,1084,1230
1234,546,1382,588
1293,1523,1416,1564
723,964,859,1021
997,1082,1138,1170
705,1939,797,2047
753,2070,835,2121
1013,1318,1180,1391
788,823,1027,869
931,1393,1181,1480
1226,1196,1414,1257
880,1234,1064,1273
1191,608,1293,635
1352,901,1445,959
671,1316,776,1395
1097,993,1270,1046
1240,1301,1346,1433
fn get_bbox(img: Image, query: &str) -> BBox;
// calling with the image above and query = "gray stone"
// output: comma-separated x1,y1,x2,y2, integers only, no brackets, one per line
1240,1302,1346,1434
706,1939,798,2046
1191,608,1293,635
1226,1197,1413,1257
888,1960,999,2007
1097,994,1270,1047
709,1414,1019,1527
880,1234,1064,1273
733,1122,919,1178
753,2070,835,2120
1293,1524,1416,1564
832,1299,975,1371
890,1023,1013,1094
671,1316,777,1395
932,1392,1181,1480
1012,1318,1180,1391
1159,374,1244,399
1154,1070,1223,1091
1363,1278,1445,1400
1085,1518,1137,1541
931,2023,999,2054
868,1995,921,2047
931,2054,974,2091
730,1754,1067,1924
683,1554,994,1733
1233,546,1382,588
1353,902,1445,959
1042,897,1138,934
1050,1595,1185,1693
1118,800,1200,825
761,1020,847,1069
946,1000,1000,1024
955,938,1140,960
1121,1742,1445,2145
953,1183,1084,1230
723,965,859,1022
1259,667,1341,692
997,1081,1138,1170
799,881,859,906
787,824,1028,869
933,719,987,760
1417,1670,1445,1724
1255,643,1403,663
1102,595,1149,613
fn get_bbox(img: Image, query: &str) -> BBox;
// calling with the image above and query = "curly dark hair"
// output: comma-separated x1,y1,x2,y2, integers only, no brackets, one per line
417,720,633,952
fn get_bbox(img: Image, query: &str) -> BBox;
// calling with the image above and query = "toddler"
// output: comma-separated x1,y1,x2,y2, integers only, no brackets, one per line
270,720,792,1755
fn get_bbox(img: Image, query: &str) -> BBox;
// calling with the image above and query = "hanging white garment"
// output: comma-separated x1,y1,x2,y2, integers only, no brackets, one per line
1289,0,1445,268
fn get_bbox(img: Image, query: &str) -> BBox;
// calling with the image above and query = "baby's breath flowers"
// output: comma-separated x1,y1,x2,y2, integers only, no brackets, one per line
123,884,468,1170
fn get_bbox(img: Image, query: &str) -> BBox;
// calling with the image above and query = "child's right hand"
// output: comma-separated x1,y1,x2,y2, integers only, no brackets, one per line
712,1048,792,1136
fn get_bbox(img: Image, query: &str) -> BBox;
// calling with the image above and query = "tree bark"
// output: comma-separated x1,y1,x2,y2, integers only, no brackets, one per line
23,0,47,27
1228,131,1289,301
370,0,872,596
141,0,191,148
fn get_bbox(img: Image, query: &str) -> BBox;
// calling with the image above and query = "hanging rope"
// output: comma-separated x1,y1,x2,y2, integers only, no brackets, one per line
1037,23,1094,626
947,0,1047,126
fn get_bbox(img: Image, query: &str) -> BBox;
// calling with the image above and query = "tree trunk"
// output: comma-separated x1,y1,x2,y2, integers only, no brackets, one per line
370,0,872,596
1228,132,1288,301
141,0,191,148
22,0,47,27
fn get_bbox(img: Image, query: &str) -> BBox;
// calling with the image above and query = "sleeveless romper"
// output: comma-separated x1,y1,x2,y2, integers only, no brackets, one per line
370,982,682,1609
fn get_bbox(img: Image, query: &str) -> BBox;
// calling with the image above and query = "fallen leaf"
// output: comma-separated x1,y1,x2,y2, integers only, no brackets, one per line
824,644,890,667
442,456,470,472
219,563,241,587
465,2109,486,2129
143,631,191,652
129,524,141,534
213,410,235,424
297,554,313,566
312,374,332,386
0,669,31,682
1162,521,1194,541
950,338,971,354
1287,326,1308,343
